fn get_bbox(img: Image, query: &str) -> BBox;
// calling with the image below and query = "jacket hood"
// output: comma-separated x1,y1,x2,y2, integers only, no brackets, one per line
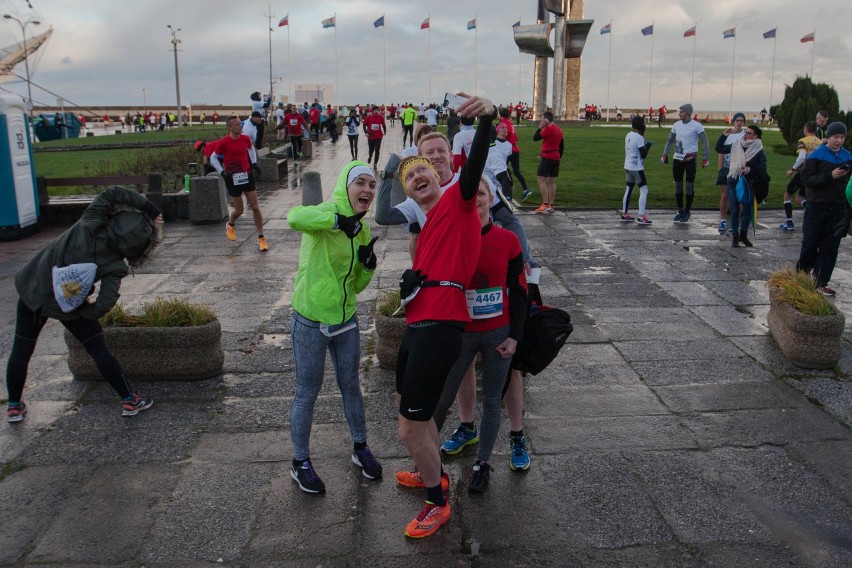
333,160,373,215
105,210,154,260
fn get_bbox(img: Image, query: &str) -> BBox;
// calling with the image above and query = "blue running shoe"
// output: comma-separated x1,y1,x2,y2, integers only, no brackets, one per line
441,425,479,455
520,189,533,202
680,210,691,223
509,434,530,471
673,210,684,223
718,220,727,234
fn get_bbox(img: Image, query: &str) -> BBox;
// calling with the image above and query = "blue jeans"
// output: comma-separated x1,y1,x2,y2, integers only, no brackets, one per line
290,310,367,461
726,177,753,235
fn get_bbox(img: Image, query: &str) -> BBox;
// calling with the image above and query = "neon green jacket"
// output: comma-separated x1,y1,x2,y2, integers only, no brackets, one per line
288,161,375,324
401,106,417,126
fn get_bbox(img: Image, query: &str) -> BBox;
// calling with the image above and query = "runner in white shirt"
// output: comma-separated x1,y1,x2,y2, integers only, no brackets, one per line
621,115,654,225
660,103,710,223
274,103,286,140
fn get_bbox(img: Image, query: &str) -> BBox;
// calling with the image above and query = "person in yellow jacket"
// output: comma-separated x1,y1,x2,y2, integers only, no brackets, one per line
401,104,418,148
286,161,382,494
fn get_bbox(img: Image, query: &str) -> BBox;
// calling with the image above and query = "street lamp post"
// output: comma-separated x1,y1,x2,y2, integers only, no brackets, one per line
167,25,183,126
3,14,41,119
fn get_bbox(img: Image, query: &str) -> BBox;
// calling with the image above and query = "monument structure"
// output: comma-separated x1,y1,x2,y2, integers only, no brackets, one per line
513,0,592,120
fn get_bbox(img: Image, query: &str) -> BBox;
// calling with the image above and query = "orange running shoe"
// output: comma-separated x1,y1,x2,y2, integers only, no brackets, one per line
395,469,450,491
404,501,451,538
534,203,549,213
225,222,236,241
257,236,269,251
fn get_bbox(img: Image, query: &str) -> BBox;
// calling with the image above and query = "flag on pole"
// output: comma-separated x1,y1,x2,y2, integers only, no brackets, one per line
321,16,335,29
374,15,384,28
723,27,736,39
278,14,288,27
683,25,696,38
512,20,521,28
421,17,430,30
600,23,611,35
467,18,476,30
641,25,653,36
763,28,776,39
800,31,815,43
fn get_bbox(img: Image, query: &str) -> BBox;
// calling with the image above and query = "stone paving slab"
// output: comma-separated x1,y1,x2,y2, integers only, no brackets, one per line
0,131,850,565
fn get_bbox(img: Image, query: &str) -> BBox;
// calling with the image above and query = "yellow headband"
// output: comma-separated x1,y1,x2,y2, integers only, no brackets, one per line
398,156,438,186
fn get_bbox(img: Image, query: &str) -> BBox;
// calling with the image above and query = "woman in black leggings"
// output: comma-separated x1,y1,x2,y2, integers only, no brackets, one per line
6,186,162,423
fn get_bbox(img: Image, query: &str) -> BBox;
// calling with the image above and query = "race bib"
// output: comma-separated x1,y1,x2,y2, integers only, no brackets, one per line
233,171,249,185
289,118,299,125
371,124,381,130
466,286,503,319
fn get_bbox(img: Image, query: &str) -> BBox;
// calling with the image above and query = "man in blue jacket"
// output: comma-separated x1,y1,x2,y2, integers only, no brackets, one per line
796,122,852,297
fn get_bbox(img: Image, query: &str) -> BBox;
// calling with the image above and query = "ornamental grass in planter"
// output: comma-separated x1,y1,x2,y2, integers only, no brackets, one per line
375,290,406,370
65,297,224,381
766,268,845,369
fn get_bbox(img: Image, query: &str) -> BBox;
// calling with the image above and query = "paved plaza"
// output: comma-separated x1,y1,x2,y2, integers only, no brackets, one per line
1,129,851,567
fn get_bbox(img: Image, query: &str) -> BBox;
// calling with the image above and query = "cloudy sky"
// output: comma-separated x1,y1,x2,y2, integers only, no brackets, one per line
1,0,850,113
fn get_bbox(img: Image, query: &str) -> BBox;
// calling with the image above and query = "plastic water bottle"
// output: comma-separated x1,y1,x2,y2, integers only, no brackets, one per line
184,173,190,193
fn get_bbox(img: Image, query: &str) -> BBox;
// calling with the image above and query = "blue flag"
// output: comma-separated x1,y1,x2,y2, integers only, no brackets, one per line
641,25,653,36
374,16,384,28
763,28,776,39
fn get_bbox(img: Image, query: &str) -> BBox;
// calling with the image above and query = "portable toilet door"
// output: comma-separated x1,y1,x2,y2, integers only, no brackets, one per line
0,93,40,241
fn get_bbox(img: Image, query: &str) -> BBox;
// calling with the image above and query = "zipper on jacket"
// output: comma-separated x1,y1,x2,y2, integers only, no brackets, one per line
341,238,356,324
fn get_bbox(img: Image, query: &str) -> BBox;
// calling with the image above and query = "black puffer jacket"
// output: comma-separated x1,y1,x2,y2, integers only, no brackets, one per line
15,186,157,321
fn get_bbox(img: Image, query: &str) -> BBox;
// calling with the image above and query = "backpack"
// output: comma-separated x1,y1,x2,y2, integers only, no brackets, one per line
512,303,573,376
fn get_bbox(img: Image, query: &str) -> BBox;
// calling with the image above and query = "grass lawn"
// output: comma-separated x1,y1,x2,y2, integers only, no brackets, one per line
35,121,793,208
510,123,791,211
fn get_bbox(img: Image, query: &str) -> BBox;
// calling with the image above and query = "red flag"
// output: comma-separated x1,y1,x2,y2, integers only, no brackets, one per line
421,17,430,30
800,32,815,43
683,26,696,38
278,15,288,27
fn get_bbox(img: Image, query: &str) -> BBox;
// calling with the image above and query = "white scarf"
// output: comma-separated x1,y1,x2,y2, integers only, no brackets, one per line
728,138,764,179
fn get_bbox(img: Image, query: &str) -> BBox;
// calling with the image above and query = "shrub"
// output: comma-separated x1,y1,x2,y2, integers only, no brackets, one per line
767,267,836,317
376,289,404,318
99,297,217,327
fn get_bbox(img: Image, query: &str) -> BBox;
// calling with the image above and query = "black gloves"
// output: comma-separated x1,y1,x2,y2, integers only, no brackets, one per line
399,268,426,302
358,236,379,270
251,163,262,177
142,201,161,221
335,211,366,238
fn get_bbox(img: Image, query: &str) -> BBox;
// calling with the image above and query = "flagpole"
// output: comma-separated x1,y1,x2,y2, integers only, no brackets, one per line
428,15,432,102
383,15,387,109
768,31,776,111
268,6,273,101
518,17,522,105
648,21,654,111
689,23,696,102
810,30,815,78
287,16,292,103
728,25,737,119
605,19,611,122
474,17,478,96
334,12,339,105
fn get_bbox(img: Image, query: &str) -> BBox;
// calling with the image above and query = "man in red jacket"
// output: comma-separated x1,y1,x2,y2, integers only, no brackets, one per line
533,111,564,213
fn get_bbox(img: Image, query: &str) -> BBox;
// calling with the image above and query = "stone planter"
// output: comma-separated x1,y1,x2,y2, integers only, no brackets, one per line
767,291,845,369
65,320,224,381
375,313,406,370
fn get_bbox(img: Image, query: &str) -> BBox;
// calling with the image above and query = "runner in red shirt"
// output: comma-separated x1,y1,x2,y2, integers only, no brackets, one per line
393,94,496,539
308,104,321,141
533,111,564,213
387,104,397,127
210,115,268,251
283,104,309,160
362,106,387,169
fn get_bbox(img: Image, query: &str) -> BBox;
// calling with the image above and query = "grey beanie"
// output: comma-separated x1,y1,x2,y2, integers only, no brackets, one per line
826,122,847,138
732,112,745,122
679,103,693,116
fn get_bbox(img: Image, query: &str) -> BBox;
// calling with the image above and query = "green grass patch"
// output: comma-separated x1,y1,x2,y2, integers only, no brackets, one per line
100,297,217,327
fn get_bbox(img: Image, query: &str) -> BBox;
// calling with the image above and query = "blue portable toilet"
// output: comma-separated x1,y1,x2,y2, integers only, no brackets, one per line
0,93,40,241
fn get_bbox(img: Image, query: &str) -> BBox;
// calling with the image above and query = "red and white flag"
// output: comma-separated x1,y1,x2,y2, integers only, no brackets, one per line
421,17,430,30
800,31,815,43
278,14,288,27
683,25,696,38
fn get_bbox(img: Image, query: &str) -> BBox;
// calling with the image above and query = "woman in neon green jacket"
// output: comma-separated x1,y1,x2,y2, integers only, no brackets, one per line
286,161,382,494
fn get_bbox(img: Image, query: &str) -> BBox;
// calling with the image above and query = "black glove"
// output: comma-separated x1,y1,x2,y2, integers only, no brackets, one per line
142,201,161,220
358,236,379,270
251,163,262,177
399,268,426,301
335,211,366,238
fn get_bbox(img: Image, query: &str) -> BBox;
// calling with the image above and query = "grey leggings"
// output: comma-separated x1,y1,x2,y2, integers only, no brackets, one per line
433,326,512,463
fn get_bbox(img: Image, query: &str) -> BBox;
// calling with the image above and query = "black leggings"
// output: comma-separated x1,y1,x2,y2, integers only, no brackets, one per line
402,125,414,146
6,299,133,402
348,135,359,159
367,138,382,164
507,151,528,191
672,159,697,210
290,135,303,158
